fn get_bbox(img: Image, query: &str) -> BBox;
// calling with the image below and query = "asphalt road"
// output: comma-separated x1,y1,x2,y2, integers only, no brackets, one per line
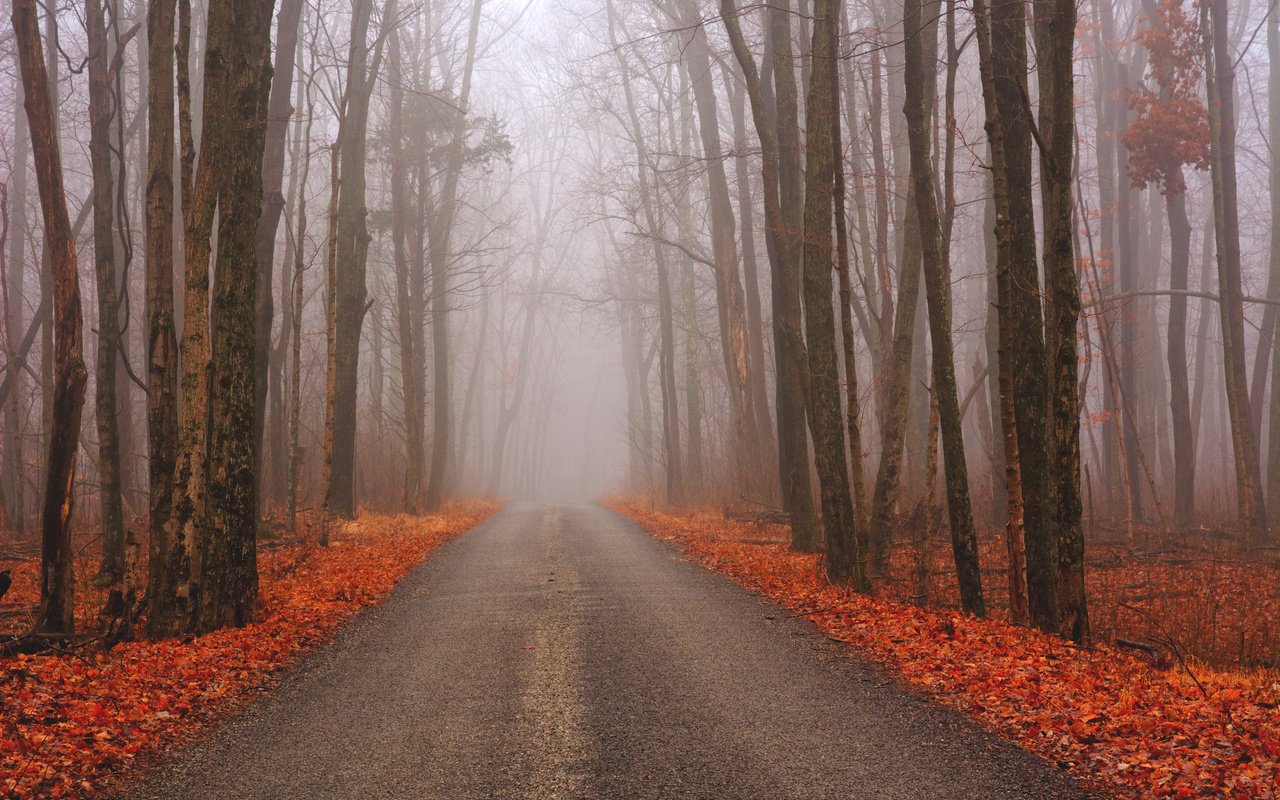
127,502,1097,799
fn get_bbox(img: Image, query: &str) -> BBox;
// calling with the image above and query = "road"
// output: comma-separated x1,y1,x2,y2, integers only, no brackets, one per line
129,502,1097,799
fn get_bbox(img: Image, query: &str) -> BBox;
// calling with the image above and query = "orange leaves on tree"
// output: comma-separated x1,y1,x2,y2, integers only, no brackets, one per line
1123,0,1210,195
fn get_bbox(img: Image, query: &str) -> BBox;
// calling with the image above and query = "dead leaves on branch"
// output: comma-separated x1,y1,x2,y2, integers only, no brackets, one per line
611,501,1279,800
0,502,496,798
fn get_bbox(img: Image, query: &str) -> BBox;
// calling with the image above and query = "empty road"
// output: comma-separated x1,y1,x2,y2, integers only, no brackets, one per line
130,502,1096,799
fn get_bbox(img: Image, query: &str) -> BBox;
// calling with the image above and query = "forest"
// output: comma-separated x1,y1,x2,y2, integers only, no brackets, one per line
1,0,1279,796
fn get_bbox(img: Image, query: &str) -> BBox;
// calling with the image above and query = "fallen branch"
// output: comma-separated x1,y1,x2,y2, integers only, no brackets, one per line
1116,637,1160,657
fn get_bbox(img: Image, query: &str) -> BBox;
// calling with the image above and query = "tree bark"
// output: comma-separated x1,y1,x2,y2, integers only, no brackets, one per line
13,0,89,636
1168,190,1195,530
803,0,865,590
1204,0,1268,542
674,0,759,498
1266,3,1280,532
197,0,276,631
424,0,483,512
144,0,182,638
904,0,984,616
764,0,820,551
253,0,305,513
5,71,29,538
388,28,423,513
1035,0,1087,642
326,0,376,519
992,0,1058,632
87,0,127,599
973,0,1028,626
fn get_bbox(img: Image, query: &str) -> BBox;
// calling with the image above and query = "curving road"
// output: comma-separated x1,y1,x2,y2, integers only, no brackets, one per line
128,502,1097,799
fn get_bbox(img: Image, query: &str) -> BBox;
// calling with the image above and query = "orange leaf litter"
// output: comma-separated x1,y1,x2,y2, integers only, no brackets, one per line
1,502,496,798
610,501,1280,800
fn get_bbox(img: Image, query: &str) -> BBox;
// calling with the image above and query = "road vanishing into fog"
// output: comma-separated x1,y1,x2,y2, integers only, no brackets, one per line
129,503,1097,800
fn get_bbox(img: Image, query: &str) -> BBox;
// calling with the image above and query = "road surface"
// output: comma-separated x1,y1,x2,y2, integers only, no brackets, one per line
129,502,1097,799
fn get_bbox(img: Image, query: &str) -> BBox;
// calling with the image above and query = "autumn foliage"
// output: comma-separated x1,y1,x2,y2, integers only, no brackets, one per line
611,501,1280,800
0,503,495,797
1123,0,1210,194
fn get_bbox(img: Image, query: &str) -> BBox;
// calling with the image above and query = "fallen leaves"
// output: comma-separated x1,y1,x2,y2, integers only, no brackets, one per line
0,502,496,798
610,501,1280,800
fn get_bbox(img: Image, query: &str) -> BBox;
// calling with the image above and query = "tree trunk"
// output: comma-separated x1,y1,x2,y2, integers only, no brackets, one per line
424,0,482,512
609,0,683,505
675,0,758,498
832,50,867,534
973,0,1028,626
6,71,29,538
991,0,1058,632
87,0,127,600
144,0,182,638
1204,0,1268,542
1036,0,1087,642
252,0,305,513
731,78,774,463
803,0,865,590
326,0,376,519
765,0,820,551
13,0,89,636
197,0,276,632
166,0,219,637
904,0,984,616
288,87,312,531
1168,190,1195,529
389,28,423,513
1266,4,1280,531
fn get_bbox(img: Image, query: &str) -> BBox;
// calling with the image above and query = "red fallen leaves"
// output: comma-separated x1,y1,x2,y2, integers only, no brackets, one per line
0,502,495,798
611,501,1280,800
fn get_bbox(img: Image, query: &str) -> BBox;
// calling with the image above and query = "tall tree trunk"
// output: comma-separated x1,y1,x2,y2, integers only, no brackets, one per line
608,0,683,505
87,0,127,601
903,0,984,615
973,0,1029,626
252,0,305,512
765,0,820,551
1114,59,1143,524
288,86,312,531
424,0,483,512
832,47,867,533
6,71,29,538
866,203,923,572
675,0,759,497
166,0,218,637
731,78,774,462
144,0,182,638
676,71,705,497
803,0,865,590
991,0,1058,632
1266,2,1280,531
389,28,423,513
197,0,276,631
1036,0,1087,642
1168,190,1195,529
13,0,89,636
326,0,376,519
1204,0,1268,542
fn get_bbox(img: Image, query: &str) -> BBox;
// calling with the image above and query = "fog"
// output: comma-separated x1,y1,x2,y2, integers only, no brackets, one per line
7,0,1280,553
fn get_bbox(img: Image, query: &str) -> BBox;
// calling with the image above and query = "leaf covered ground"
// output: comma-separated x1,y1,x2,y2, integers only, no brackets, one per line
611,501,1280,800
0,502,495,797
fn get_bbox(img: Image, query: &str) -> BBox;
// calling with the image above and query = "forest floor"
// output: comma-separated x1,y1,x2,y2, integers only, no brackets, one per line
609,500,1280,800
0,501,496,798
